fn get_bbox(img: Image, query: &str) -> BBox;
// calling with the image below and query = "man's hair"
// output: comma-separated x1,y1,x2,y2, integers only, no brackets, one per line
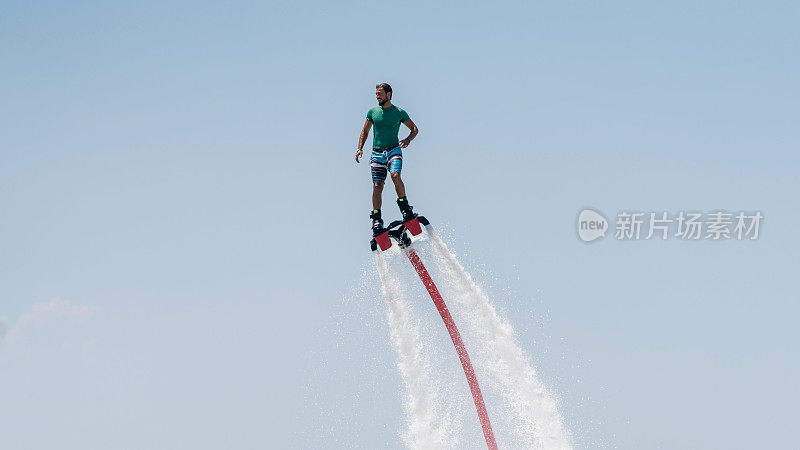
376,83,392,99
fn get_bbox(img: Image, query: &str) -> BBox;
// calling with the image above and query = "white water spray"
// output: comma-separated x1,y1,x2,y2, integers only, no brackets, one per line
426,227,573,449
373,252,455,448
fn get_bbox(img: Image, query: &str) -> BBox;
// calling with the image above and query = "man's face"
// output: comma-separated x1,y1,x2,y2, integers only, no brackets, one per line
376,88,389,106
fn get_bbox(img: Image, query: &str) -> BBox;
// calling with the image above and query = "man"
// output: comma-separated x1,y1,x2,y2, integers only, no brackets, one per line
355,83,419,234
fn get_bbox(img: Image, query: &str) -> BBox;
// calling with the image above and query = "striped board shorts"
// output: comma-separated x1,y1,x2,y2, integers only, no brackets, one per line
370,146,403,183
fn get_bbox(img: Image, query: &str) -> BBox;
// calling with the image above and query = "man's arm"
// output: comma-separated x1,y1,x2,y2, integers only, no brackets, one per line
399,119,418,148
356,119,372,163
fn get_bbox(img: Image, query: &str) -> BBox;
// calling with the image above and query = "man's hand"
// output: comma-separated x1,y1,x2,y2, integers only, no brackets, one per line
400,119,418,149
357,120,372,162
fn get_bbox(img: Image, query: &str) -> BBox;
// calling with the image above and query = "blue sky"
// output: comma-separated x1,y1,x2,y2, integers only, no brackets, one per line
2,1,799,448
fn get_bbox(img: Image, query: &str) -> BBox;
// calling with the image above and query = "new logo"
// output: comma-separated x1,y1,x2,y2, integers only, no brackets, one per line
577,209,608,242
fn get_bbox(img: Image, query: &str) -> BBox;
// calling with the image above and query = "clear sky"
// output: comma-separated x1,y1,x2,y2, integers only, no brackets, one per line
2,1,798,449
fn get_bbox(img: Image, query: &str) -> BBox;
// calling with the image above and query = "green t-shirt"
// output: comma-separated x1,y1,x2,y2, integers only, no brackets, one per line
366,105,410,150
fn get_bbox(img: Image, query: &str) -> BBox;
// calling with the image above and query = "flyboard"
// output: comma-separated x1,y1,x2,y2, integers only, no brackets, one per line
371,214,498,450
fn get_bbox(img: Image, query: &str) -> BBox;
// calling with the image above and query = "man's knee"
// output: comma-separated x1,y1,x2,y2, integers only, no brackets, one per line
373,182,384,190
390,172,402,181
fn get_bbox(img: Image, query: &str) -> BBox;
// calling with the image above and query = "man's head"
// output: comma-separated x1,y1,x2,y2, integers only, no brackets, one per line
376,83,392,106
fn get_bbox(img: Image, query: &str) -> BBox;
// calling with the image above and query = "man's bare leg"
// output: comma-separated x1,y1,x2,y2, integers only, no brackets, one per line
391,172,414,220
372,182,384,211
390,172,406,198
371,182,385,233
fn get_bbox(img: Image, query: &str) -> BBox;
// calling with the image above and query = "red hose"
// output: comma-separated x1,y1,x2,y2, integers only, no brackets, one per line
404,247,498,449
